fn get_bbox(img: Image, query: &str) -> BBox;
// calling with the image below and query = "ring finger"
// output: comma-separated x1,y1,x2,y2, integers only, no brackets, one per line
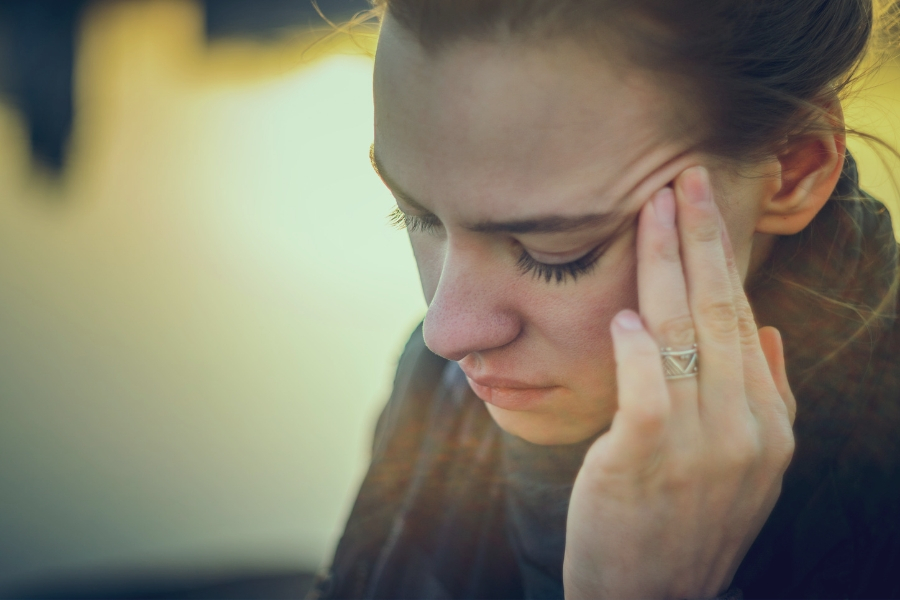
637,186,699,415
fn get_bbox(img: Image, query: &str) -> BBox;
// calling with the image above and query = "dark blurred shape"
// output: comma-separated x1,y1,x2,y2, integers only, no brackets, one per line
205,0,371,40
0,0,85,172
0,570,316,600
0,0,371,173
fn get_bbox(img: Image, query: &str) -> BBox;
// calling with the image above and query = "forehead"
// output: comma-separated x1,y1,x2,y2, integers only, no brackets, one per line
373,15,685,219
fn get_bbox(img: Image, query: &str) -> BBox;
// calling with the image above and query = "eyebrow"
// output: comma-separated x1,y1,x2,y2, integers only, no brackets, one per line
370,144,622,235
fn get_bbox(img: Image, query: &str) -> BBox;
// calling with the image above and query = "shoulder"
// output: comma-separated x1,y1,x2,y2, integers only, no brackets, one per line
310,324,449,599
835,311,900,533
791,301,900,597
312,325,507,599
370,322,448,459
738,181,900,597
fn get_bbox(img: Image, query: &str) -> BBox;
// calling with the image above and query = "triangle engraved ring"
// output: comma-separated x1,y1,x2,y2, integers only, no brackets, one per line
661,344,699,379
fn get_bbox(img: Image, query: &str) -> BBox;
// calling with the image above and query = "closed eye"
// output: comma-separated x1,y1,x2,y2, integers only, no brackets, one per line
389,205,615,284
388,206,443,234
516,243,607,284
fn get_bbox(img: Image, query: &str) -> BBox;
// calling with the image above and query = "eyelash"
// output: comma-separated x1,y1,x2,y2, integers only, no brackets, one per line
388,206,605,284
516,246,604,284
388,207,442,234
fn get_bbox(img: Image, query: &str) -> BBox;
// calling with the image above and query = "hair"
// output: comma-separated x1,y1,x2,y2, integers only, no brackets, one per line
321,0,900,377
359,0,900,165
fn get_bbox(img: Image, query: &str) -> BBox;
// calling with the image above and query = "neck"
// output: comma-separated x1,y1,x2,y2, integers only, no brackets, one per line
746,231,777,286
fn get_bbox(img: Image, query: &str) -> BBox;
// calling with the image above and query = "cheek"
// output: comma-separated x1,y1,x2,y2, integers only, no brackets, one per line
527,241,639,368
409,228,640,369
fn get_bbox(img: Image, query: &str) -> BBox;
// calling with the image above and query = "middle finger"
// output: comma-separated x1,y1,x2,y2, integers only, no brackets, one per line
674,167,746,417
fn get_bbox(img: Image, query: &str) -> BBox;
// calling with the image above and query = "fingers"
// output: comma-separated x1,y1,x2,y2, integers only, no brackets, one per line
627,166,795,448
608,310,671,462
674,168,746,418
637,186,699,415
718,214,796,424
758,326,797,425
638,188,690,347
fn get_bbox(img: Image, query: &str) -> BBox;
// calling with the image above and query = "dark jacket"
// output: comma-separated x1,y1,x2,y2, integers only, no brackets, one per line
314,157,900,599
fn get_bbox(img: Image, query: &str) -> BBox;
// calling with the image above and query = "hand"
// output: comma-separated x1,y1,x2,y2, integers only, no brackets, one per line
563,167,797,599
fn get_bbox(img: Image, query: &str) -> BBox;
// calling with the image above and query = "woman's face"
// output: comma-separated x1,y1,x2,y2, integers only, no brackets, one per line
372,16,775,445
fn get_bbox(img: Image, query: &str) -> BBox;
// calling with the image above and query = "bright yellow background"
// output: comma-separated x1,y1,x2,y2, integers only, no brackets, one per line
0,0,898,587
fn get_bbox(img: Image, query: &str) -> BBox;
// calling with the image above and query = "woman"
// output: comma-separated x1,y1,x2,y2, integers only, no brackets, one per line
314,1,900,598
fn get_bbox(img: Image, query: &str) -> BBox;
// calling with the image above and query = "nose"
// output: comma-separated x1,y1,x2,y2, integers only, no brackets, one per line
422,249,521,362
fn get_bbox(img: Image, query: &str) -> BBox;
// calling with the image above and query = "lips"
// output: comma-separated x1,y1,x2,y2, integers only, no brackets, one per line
463,372,558,411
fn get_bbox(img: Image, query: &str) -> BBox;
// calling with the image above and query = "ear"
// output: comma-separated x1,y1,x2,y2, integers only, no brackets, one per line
755,108,846,236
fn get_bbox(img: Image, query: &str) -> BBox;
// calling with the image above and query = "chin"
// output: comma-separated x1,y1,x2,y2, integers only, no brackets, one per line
484,403,611,446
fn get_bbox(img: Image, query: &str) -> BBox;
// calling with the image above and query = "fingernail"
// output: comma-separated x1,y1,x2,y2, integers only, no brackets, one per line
653,188,675,228
614,310,644,332
685,166,712,205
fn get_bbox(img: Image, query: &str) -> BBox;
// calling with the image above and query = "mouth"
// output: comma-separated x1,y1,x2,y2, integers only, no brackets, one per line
464,374,559,411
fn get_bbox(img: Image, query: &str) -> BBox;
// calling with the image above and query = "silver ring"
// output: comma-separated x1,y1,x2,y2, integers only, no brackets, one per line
661,344,699,379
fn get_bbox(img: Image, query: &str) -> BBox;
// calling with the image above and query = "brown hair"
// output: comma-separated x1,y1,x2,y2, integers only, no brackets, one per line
339,0,900,378
362,0,898,165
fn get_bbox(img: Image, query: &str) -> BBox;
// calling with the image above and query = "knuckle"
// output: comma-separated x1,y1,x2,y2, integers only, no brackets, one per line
725,249,740,275
722,432,761,467
735,300,759,343
651,234,681,263
629,402,670,434
740,437,764,464
663,452,700,489
768,424,796,465
779,438,796,467
689,217,721,244
764,444,794,475
716,419,762,463
698,300,739,335
656,314,697,347
782,437,797,466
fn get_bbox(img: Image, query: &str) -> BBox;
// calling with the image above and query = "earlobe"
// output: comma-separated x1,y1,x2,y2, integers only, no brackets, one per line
755,118,846,236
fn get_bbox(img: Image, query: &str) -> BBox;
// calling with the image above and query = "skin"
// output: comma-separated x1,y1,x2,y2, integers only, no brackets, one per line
372,12,845,598
374,17,775,445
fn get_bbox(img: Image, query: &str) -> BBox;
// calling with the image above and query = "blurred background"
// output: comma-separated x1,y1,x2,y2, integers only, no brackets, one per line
0,0,424,597
0,1,899,598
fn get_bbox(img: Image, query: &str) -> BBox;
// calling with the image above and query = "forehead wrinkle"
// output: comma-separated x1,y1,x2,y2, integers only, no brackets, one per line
373,33,696,230
374,26,686,218
373,141,650,237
